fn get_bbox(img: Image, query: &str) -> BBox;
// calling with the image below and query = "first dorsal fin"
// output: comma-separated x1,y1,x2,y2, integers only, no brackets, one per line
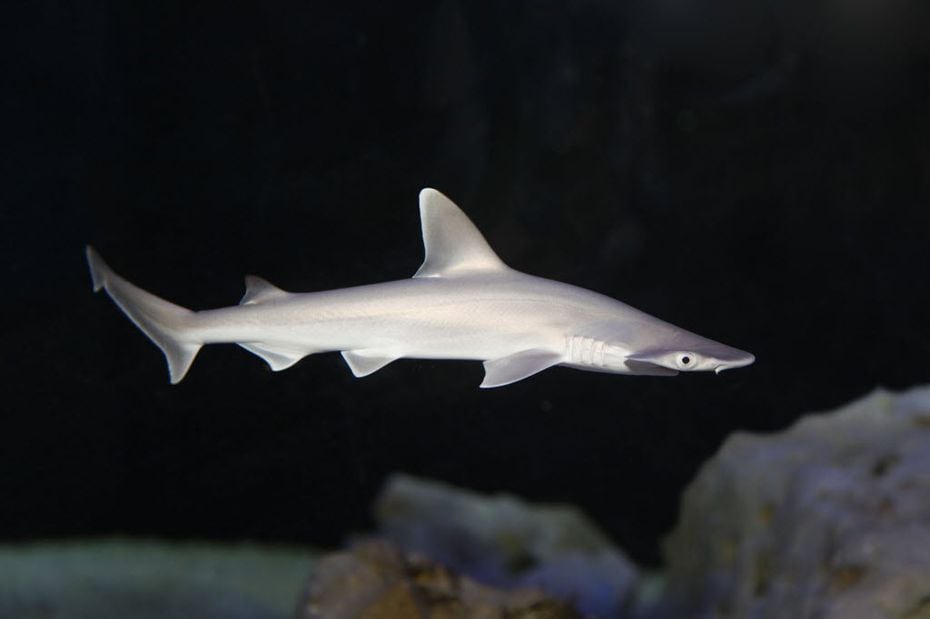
413,188,508,278
240,275,289,305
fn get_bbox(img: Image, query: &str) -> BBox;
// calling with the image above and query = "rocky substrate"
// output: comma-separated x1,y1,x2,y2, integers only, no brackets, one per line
656,386,930,619
3,386,928,619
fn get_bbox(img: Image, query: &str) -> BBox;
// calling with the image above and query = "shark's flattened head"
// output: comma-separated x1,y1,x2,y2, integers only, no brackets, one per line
626,343,755,375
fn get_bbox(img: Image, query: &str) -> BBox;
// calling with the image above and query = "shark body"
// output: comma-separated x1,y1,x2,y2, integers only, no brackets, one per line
86,188,754,388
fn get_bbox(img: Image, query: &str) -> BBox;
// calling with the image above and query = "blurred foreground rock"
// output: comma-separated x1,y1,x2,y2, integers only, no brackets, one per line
5,386,929,619
0,539,314,619
375,474,638,618
659,386,930,619
296,540,581,619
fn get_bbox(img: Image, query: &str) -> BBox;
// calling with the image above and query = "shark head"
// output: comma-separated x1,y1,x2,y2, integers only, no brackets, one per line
624,337,755,375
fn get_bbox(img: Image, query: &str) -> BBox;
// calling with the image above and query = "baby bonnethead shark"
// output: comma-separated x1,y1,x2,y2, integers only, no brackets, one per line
86,188,754,388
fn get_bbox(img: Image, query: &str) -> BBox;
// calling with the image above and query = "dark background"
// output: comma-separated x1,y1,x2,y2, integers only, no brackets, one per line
3,1,929,566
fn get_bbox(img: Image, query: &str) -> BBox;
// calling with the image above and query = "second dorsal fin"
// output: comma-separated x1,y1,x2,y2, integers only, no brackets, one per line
240,275,289,305
413,188,508,278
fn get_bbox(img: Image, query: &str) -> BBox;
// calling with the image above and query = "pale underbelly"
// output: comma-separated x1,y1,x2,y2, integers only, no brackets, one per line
193,310,566,362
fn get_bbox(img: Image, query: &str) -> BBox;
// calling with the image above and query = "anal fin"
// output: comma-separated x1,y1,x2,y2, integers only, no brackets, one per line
341,350,400,377
481,349,563,388
239,342,308,371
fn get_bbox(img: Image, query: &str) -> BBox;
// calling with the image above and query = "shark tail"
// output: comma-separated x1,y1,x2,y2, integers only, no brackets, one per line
86,246,202,384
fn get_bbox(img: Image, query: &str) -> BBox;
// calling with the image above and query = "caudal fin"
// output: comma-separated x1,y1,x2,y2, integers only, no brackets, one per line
86,246,202,383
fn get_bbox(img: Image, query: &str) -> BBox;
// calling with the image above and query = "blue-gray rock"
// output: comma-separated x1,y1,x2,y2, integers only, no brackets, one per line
375,473,638,618
658,386,930,619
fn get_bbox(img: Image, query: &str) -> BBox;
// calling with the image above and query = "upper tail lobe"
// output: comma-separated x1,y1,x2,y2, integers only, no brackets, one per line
86,246,201,383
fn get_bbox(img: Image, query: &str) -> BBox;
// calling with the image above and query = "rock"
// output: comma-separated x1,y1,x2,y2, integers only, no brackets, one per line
374,473,638,618
0,538,314,619
294,540,582,619
658,386,930,619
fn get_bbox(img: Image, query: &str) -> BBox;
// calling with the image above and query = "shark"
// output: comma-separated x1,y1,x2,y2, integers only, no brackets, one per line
86,188,754,388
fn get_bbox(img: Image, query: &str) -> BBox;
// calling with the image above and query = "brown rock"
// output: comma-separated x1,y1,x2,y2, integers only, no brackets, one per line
295,541,582,619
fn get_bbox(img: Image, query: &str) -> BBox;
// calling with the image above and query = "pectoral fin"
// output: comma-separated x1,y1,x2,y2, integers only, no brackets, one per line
342,350,401,377
480,349,563,389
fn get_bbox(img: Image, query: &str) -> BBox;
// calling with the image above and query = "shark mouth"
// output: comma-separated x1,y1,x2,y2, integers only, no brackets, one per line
624,359,679,376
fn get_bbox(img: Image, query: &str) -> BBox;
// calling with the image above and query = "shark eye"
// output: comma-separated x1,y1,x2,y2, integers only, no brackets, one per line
675,353,696,369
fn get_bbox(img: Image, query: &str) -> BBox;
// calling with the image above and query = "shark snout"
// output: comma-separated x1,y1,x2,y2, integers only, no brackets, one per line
714,351,755,374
